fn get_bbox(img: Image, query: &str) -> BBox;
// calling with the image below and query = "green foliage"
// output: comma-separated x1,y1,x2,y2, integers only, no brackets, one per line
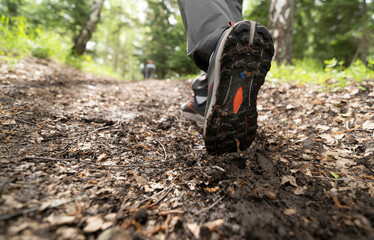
25,0,93,40
330,171,339,179
0,14,71,61
91,0,144,80
296,0,365,65
268,58,374,90
324,58,345,73
0,0,25,17
31,46,50,59
246,0,374,67
1,0,372,82
143,0,198,79
0,15,29,56
243,0,269,26
67,54,124,79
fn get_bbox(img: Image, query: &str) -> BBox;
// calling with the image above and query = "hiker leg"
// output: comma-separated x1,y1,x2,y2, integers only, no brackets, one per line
177,0,243,71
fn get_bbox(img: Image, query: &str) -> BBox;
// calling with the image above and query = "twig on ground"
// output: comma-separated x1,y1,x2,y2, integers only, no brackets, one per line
22,156,79,162
0,207,40,221
310,175,372,182
89,125,114,134
158,209,185,216
234,138,241,153
22,156,160,170
0,91,15,100
82,123,119,145
86,164,160,171
84,162,161,170
148,185,174,208
195,196,225,215
154,139,167,161
0,178,12,190
332,196,350,209
140,186,172,205
212,166,226,172
16,118,37,125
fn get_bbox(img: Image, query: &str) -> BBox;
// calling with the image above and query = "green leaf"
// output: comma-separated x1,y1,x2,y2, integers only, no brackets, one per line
358,86,366,91
330,171,339,179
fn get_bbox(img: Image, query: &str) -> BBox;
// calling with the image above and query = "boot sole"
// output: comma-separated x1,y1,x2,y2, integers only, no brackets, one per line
204,21,274,155
181,111,204,128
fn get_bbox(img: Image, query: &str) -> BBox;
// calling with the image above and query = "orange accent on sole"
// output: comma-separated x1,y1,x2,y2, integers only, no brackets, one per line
188,102,194,110
243,71,251,78
245,116,248,134
233,86,243,114
216,117,223,136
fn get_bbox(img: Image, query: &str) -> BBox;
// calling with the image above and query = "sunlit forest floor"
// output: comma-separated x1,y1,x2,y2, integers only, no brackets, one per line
1,57,374,240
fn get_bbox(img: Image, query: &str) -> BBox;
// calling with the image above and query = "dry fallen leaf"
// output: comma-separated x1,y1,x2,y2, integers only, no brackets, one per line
56,227,84,240
2,195,23,209
104,213,117,221
46,214,76,225
299,164,312,177
281,175,298,187
31,131,44,143
3,119,16,125
362,120,374,130
9,222,30,235
39,199,70,211
205,187,220,193
97,153,108,162
284,208,297,215
97,227,132,240
84,216,104,233
135,175,148,185
204,219,225,231
294,186,307,195
187,223,200,239
319,134,335,145
101,221,113,230
286,104,296,110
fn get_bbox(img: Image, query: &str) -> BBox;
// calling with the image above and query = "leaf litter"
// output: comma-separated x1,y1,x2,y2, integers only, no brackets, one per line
0,57,373,239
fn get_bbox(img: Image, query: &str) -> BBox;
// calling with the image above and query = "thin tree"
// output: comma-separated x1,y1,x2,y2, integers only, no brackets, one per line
73,0,105,55
268,0,296,65
351,0,372,69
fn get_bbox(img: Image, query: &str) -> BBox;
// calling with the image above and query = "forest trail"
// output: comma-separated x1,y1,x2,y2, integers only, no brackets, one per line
1,58,374,240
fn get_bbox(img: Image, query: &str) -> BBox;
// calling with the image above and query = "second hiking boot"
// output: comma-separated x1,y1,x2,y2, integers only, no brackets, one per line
204,21,274,155
181,71,208,128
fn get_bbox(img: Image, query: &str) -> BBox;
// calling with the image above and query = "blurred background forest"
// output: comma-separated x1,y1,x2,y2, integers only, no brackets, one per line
0,0,373,85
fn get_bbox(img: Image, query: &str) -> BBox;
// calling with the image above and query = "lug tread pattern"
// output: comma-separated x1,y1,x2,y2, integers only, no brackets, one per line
205,22,274,155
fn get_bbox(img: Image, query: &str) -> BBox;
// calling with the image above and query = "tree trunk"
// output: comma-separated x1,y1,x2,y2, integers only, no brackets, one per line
351,0,371,68
73,0,105,55
268,0,296,65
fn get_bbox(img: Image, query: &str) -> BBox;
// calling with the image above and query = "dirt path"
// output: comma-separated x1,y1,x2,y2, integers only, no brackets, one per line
1,58,374,240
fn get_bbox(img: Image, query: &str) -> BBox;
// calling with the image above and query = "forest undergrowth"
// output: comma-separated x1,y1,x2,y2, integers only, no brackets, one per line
1,15,374,86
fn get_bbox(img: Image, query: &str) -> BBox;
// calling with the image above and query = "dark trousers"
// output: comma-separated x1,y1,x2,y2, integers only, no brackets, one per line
177,0,243,71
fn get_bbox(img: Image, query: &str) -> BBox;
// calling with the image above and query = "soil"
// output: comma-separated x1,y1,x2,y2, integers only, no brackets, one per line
0,57,374,240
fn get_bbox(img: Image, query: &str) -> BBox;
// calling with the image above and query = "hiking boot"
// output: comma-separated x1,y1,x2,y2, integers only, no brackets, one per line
204,21,274,155
181,71,208,128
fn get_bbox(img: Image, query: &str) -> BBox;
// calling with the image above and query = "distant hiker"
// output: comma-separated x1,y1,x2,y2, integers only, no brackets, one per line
141,62,146,79
144,60,156,79
178,0,274,154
